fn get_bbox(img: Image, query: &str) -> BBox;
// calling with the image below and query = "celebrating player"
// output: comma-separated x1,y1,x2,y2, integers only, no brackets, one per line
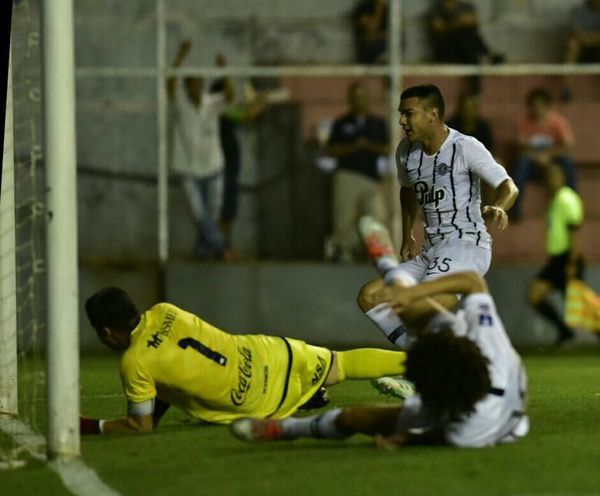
397,84,517,265
231,271,529,448
357,84,518,350
79,288,407,434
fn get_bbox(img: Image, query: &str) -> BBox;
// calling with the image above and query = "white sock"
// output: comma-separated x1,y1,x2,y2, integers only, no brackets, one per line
365,303,409,348
372,254,418,288
281,409,346,439
383,267,418,287
375,256,398,275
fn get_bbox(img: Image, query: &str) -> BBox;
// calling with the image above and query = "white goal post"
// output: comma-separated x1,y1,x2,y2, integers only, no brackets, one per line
41,0,80,459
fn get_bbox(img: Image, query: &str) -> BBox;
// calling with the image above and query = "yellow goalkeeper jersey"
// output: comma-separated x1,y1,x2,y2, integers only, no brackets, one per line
120,303,332,424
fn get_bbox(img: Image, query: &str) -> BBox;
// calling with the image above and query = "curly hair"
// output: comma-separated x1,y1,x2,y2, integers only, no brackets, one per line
405,329,491,421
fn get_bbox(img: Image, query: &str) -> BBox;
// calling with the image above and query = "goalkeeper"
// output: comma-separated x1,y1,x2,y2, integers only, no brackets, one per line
80,287,407,435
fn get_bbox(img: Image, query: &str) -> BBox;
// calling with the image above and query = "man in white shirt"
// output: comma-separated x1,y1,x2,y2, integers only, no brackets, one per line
167,41,232,258
359,84,519,348
396,84,517,279
231,271,529,449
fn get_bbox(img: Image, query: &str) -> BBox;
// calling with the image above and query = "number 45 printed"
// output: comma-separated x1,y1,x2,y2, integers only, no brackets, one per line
426,256,452,275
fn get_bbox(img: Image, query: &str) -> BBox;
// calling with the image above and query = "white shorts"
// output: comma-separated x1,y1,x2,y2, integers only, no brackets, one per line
399,239,492,283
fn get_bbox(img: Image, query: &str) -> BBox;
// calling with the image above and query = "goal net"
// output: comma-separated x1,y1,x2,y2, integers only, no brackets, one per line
0,0,46,467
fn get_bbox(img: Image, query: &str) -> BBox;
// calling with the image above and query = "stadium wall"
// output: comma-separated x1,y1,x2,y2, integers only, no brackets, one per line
74,0,585,66
77,262,600,350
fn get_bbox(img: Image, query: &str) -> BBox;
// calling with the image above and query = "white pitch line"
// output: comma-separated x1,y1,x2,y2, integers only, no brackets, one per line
50,458,121,496
20,393,124,404
0,415,121,496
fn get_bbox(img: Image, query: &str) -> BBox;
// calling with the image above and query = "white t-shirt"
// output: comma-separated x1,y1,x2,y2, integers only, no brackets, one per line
396,128,509,250
170,80,226,179
396,293,529,448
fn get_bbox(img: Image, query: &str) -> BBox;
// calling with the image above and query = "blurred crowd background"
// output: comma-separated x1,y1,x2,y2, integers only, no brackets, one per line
59,0,600,266
10,0,600,347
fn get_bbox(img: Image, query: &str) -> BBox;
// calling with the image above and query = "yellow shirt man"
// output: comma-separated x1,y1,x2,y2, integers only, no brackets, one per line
546,186,584,256
121,302,335,423
80,287,407,434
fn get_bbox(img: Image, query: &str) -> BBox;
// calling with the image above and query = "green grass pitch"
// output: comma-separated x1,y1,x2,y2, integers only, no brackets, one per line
2,349,600,496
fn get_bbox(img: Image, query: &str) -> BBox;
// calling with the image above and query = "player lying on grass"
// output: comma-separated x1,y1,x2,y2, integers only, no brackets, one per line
79,288,408,434
231,271,529,448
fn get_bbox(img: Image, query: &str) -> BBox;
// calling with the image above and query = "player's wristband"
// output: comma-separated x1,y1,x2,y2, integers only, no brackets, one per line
80,417,104,435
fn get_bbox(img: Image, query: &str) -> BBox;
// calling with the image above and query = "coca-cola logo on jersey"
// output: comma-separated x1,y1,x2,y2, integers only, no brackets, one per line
230,346,253,406
414,181,446,208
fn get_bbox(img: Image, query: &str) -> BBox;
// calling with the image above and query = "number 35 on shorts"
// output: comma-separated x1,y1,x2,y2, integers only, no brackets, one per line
426,256,452,275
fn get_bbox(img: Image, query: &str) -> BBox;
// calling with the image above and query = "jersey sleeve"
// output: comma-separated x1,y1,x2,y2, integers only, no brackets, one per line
462,138,509,188
461,293,500,334
120,354,156,404
562,192,584,226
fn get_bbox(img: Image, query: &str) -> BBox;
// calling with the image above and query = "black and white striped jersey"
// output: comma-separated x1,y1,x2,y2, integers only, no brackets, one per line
444,293,529,447
396,128,509,250
397,293,529,448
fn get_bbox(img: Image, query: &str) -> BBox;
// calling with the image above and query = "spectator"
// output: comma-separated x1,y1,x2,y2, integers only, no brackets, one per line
565,0,600,64
210,54,267,262
352,0,388,64
511,88,576,221
446,92,494,152
325,81,389,263
167,41,233,259
428,0,503,65
528,164,584,345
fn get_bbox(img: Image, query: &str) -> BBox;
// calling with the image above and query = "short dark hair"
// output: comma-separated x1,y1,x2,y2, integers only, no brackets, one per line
526,87,552,106
85,287,140,334
400,84,446,119
405,329,491,421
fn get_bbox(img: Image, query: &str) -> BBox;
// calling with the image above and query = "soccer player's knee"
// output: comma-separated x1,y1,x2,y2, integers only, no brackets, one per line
327,351,343,385
357,279,383,312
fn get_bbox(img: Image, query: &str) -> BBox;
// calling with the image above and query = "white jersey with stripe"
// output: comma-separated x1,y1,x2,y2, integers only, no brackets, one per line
396,128,509,250
397,293,529,447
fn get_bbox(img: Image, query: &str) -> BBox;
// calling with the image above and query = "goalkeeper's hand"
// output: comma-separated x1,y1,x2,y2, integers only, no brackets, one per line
80,416,103,435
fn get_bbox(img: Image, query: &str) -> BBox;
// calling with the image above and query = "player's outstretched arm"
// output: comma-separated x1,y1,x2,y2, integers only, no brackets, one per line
102,414,154,434
166,40,191,101
80,412,154,435
375,428,445,451
372,271,488,313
